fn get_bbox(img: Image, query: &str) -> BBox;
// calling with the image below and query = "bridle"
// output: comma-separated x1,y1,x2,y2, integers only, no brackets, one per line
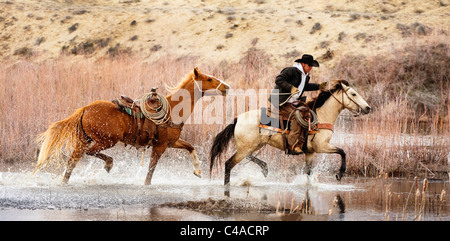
193,74,230,95
329,83,365,117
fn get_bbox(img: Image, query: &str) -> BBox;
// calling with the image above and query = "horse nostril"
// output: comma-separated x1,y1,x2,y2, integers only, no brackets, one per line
366,106,371,112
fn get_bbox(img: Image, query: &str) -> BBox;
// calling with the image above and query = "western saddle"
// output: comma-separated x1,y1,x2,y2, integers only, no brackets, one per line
111,88,161,148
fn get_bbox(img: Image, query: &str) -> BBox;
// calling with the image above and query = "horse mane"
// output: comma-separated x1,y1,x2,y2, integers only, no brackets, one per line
307,80,349,110
165,71,195,93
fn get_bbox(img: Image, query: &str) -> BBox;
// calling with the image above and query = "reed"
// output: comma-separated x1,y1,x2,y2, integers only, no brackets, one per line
416,178,428,220
438,189,446,220
0,35,448,180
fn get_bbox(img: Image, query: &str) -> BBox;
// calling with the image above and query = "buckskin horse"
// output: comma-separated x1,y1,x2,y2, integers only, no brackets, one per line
210,80,371,185
34,67,230,185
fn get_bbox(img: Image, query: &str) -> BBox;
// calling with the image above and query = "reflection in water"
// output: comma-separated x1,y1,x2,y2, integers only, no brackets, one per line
0,159,448,221
330,194,346,215
221,177,448,221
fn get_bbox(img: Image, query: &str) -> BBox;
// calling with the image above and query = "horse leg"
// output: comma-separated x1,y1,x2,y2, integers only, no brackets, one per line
335,148,346,181
248,155,268,178
313,143,346,181
94,153,113,173
86,142,115,173
303,153,316,176
224,151,249,185
224,154,236,186
169,139,202,178
144,143,168,185
62,145,85,184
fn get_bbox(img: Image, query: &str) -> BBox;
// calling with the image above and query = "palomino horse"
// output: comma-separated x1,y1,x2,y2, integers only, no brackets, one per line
210,80,371,185
35,67,230,185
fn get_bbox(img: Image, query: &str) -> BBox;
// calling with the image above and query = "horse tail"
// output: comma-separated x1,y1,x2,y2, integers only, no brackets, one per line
33,107,86,173
209,118,237,176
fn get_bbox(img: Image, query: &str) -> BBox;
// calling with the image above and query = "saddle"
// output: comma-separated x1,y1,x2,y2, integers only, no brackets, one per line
112,95,144,119
112,87,163,119
111,88,162,148
259,103,316,155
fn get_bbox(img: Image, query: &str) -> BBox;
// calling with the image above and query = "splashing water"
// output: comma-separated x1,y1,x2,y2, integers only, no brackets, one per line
1,146,449,221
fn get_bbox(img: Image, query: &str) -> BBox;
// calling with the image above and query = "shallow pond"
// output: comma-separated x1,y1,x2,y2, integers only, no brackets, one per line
0,157,448,221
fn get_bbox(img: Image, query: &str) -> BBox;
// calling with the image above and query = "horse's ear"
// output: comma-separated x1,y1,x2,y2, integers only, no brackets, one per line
340,80,349,87
193,67,199,77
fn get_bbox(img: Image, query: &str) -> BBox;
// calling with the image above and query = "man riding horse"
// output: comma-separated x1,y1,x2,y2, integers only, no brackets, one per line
268,54,326,154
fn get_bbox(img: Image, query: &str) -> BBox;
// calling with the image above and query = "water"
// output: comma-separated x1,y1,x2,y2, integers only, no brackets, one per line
0,153,448,221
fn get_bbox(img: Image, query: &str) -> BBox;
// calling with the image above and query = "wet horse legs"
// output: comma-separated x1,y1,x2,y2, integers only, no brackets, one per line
144,143,167,185
335,148,346,181
310,144,346,180
62,145,85,184
224,151,249,185
304,153,315,176
169,139,202,178
86,142,115,173
248,155,268,178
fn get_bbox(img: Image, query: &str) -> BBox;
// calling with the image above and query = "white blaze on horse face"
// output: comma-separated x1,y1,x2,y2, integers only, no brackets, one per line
206,74,231,94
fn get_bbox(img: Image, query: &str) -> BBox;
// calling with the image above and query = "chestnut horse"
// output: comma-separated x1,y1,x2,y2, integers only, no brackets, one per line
210,80,371,185
35,67,230,185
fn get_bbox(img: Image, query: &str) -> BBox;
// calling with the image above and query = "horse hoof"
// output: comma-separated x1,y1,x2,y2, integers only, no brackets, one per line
335,173,344,181
193,170,202,178
104,165,112,173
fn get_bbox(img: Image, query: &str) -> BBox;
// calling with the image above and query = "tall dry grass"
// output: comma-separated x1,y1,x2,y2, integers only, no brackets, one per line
329,35,450,178
0,36,448,179
0,51,276,163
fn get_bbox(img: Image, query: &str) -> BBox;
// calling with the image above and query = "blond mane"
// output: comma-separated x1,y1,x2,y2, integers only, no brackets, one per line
165,70,195,93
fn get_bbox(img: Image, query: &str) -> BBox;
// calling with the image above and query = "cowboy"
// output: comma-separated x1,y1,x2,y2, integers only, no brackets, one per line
268,54,326,154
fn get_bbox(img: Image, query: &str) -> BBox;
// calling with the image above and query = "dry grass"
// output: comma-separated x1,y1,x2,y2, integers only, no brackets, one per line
328,36,450,179
380,177,448,221
0,36,448,179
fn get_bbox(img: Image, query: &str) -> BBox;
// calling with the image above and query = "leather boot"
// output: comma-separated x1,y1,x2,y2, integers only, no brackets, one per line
290,127,308,154
288,140,303,155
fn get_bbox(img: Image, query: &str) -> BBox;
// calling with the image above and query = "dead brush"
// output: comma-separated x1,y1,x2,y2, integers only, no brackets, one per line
1,37,449,181
438,189,446,220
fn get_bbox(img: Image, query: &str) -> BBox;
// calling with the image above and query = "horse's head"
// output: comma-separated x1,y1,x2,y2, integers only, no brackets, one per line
330,80,371,116
192,67,230,96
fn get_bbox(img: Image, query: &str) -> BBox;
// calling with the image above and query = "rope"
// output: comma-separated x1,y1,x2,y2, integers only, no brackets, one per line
279,90,300,106
140,92,171,125
294,107,319,129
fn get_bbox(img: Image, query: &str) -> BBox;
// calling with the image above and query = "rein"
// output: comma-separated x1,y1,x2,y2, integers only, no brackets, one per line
194,75,230,96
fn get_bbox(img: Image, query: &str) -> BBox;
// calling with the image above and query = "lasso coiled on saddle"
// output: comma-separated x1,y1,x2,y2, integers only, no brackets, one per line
294,106,318,129
281,90,319,130
140,92,171,125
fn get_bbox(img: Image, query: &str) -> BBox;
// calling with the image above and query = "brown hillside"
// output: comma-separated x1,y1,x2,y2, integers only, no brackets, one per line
1,0,449,67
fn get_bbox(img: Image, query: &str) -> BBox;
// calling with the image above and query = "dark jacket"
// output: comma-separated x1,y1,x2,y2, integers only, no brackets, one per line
268,66,319,108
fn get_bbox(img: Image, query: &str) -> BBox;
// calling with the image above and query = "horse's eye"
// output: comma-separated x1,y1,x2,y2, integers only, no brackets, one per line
352,93,357,97
207,78,212,81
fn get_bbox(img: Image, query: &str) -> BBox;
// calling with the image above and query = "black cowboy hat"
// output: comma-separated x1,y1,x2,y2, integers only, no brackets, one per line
294,54,320,67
